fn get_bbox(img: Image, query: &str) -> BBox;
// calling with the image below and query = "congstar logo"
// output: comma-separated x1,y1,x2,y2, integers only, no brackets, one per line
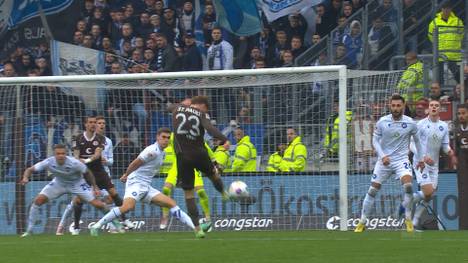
214,217,273,231
326,216,404,230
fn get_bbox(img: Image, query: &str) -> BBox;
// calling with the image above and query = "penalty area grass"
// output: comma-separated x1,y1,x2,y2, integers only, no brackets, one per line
2,230,468,263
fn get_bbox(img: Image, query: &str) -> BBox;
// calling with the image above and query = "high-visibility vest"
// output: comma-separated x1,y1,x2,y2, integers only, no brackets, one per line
428,11,464,61
279,136,307,172
397,61,424,104
231,136,257,172
266,152,282,172
324,111,353,154
214,146,231,172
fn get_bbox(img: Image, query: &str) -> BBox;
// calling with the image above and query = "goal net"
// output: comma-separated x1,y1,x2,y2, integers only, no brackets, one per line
0,66,404,235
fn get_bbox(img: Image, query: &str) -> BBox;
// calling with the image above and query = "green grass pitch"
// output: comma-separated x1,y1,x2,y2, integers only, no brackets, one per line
2,231,467,263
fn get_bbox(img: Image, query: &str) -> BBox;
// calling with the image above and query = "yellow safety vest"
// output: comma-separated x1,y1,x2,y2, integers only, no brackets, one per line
324,111,353,154
397,61,424,104
214,146,231,172
231,135,257,172
279,136,307,172
266,152,282,172
160,134,176,174
428,11,464,61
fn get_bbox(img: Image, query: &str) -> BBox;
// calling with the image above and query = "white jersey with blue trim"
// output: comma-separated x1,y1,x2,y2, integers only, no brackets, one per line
127,143,166,184
412,117,450,169
103,136,114,177
33,156,87,185
373,114,418,161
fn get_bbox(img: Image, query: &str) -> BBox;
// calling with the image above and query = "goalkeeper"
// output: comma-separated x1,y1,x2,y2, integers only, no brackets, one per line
160,133,226,232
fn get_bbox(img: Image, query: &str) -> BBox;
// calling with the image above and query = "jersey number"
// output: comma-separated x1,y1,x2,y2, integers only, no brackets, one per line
176,113,200,137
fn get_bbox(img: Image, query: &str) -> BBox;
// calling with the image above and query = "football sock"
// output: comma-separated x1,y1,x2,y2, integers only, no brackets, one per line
197,189,210,220
162,186,172,218
26,204,40,233
360,193,375,223
413,200,429,227
58,201,73,227
402,183,413,219
412,191,424,204
185,197,200,227
94,207,121,228
360,186,378,223
73,202,83,229
170,206,195,229
210,176,225,194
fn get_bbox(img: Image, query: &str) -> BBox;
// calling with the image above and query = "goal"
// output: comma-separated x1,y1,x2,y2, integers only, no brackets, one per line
0,66,404,234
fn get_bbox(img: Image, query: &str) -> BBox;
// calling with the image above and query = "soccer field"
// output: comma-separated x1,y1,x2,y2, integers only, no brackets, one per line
3,231,467,263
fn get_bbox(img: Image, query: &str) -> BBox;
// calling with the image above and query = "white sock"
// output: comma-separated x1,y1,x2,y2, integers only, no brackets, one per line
95,207,121,228
58,202,73,227
413,200,429,227
26,204,40,233
412,191,423,205
402,184,413,219
360,194,375,223
170,206,195,229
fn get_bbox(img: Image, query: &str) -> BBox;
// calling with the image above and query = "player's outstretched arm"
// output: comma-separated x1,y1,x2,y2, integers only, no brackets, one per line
121,158,145,182
201,117,228,142
83,170,100,196
20,166,35,185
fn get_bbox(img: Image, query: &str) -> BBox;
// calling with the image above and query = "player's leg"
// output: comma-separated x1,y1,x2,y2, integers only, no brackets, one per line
195,172,213,232
22,194,49,237
400,172,415,232
196,153,229,200
23,180,65,236
56,200,74,235
90,198,136,236
71,196,84,235
177,155,204,237
195,171,210,221
413,172,437,228
160,165,177,230
107,187,134,229
149,190,195,230
355,182,381,232
355,162,388,232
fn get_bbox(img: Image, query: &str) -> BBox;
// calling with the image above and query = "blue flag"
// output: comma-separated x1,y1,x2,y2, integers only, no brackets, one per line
1,0,73,29
212,0,262,37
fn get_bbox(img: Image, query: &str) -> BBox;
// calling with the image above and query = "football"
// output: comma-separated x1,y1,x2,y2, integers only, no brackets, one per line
228,180,249,198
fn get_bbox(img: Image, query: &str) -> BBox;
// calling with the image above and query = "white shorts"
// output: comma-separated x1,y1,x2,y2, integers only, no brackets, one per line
124,181,160,203
39,178,95,202
371,158,413,184
414,165,439,188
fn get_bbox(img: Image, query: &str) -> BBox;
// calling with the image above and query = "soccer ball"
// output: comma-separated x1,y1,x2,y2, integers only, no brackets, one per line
228,180,249,198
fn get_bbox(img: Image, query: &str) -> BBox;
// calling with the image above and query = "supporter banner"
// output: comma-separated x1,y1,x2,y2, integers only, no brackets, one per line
0,1,80,60
213,0,262,36
258,0,323,22
6,0,73,29
51,40,105,75
0,173,459,234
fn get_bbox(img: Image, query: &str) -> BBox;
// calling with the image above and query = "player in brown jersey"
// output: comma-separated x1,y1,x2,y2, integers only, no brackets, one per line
69,116,126,235
169,96,231,237
455,104,468,229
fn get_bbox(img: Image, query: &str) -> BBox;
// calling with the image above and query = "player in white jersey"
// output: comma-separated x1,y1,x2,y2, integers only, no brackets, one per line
20,144,111,237
355,94,424,233
90,128,196,236
410,99,456,228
